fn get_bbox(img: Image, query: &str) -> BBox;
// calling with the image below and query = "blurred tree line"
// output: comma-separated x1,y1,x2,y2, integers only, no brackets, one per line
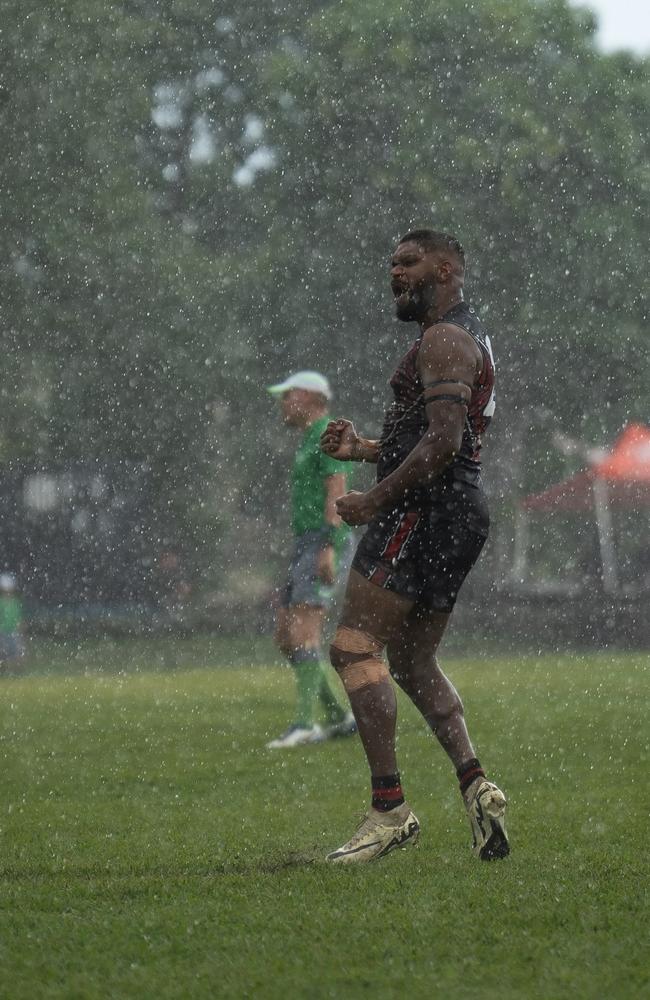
0,0,648,602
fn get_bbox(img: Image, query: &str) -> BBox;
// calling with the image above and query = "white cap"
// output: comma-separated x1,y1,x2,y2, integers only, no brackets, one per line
0,573,16,591
267,370,332,400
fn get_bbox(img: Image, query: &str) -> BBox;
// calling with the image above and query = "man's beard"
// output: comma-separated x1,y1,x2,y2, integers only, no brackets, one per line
395,285,436,322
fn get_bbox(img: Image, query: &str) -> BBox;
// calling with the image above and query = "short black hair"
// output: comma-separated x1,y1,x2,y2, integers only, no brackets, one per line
398,229,465,267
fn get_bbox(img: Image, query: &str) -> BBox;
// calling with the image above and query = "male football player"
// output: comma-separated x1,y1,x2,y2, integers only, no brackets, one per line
320,230,509,863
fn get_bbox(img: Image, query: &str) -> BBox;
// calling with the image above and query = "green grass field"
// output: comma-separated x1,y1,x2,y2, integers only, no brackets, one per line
1,639,648,999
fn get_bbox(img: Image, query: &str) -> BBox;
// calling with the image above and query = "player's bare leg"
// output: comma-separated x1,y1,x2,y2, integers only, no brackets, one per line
331,570,413,775
386,607,476,767
326,570,420,863
387,607,509,860
273,606,292,659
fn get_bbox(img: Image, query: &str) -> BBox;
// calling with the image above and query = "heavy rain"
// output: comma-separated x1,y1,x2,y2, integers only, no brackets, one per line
1,2,648,997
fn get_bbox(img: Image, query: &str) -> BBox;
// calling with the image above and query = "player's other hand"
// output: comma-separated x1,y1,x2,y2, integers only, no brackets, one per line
317,545,336,586
335,490,378,526
320,419,359,460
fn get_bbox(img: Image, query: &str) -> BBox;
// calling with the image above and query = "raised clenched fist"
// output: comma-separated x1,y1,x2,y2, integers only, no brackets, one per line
320,419,359,461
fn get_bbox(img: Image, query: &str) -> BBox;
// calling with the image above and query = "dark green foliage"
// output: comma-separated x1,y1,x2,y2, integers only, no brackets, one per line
1,1,648,587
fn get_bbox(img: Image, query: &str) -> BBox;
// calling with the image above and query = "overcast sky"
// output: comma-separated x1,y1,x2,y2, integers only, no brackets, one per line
569,0,650,53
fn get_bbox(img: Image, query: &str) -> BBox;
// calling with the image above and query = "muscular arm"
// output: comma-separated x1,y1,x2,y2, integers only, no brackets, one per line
359,323,481,513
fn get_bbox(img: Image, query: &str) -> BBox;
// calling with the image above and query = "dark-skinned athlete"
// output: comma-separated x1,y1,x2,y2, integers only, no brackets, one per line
320,229,509,864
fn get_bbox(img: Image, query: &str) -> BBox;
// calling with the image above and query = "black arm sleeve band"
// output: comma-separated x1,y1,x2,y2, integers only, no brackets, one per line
423,392,469,407
422,378,474,391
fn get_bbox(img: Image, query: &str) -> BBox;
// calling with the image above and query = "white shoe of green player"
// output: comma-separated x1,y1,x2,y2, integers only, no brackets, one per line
323,712,358,740
466,780,510,860
326,802,419,864
266,723,324,749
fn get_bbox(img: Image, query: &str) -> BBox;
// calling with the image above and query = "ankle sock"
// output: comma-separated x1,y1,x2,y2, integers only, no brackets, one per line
457,757,485,795
371,773,405,812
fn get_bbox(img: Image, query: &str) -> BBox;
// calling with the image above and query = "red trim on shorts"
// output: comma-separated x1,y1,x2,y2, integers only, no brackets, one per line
368,566,390,587
367,512,420,589
381,512,420,562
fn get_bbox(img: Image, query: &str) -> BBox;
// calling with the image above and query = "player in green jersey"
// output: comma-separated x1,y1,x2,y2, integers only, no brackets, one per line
0,573,25,672
266,371,357,749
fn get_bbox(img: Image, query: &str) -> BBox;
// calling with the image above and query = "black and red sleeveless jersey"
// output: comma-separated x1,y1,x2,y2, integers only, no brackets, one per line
377,300,495,498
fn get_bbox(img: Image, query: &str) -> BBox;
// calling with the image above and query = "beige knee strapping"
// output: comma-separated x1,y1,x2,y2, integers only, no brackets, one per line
330,625,388,693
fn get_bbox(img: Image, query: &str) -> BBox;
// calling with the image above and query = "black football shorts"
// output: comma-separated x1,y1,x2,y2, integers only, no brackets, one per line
351,480,489,613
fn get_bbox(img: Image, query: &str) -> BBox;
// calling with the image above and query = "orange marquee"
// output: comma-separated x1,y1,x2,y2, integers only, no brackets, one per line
592,423,650,482
521,424,650,512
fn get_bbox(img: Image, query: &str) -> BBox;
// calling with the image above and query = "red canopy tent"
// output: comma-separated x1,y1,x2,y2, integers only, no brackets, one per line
514,425,650,593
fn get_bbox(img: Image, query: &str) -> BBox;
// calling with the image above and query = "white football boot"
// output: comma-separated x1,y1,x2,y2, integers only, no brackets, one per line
323,712,358,740
266,723,324,749
326,802,419,864
465,780,510,860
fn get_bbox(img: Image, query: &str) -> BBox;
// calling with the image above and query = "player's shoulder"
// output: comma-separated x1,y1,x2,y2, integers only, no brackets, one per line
419,320,481,363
